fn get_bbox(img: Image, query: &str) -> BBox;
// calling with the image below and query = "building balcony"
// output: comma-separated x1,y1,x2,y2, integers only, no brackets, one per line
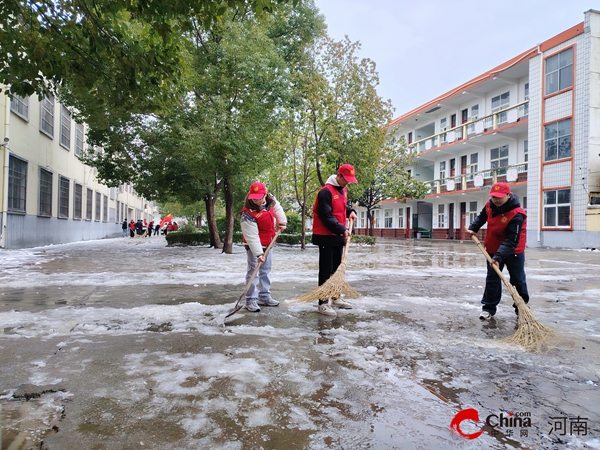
424,162,528,197
408,101,529,157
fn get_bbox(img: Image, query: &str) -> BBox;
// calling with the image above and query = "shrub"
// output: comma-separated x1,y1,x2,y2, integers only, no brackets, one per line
165,229,211,246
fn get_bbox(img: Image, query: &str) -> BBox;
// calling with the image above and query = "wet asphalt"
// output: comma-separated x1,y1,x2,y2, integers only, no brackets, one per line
0,235,599,450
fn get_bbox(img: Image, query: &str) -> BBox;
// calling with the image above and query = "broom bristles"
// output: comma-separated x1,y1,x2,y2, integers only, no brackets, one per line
503,296,555,352
293,262,359,303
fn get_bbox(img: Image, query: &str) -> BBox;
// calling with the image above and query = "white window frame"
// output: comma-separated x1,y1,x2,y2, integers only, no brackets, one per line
40,95,55,138
60,105,72,150
491,92,510,124
384,209,393,228
10,94,29,121
39,168,53,217
491,145,509,175
468,201,478,224
543,188,571,228
74,183,83,220
397,208,404,228
58,176,70,218
437,204,446,228
75,123,84,157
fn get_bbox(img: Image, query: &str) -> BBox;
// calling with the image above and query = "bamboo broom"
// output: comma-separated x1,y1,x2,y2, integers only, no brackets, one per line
293,219,359,303
467,229,554,352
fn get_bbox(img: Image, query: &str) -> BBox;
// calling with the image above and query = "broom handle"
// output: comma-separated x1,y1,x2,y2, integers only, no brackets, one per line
466,228,522,301
238,230,281,301
340,218,354,265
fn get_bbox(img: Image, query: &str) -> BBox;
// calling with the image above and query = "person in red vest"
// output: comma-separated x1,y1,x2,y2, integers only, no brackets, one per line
467,182,529,320
311,164,358,317
129,219,135,238
240,182,287,312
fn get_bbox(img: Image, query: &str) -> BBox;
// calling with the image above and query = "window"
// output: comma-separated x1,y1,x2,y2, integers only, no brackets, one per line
95,192,101,221
86,188,93,220
10,94,29,121
373,210,380,228
491,145,509,175
437,204,446,228
471,105,479,120
103,194,108,222
109,187,116,200
524,140,528,170
75,124,84,157
398,208,404,228
384,209,393,228
74,183,83,219
491,92,510,123
544,119,572,161
39,169,53,217
440,117,447,131
469,153,478,179
40,95,55,138
544,189,571,227
58,176,70,218
60,106,71,149
359,210,365,228
8,156,27,213
545,48,573,95
439,161,446,183
408,132,413,144
524,83,529,101
468,201,478,223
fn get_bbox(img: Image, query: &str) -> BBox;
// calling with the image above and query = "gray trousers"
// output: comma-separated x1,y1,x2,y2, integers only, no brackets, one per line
245,248,273,300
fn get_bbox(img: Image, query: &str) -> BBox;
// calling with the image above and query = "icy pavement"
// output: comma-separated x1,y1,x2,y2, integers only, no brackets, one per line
0,236,599,449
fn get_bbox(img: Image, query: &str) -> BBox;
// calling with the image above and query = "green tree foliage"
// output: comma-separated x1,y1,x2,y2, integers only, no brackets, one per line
275,33,394,246
81,2,323,253
355,129,431,236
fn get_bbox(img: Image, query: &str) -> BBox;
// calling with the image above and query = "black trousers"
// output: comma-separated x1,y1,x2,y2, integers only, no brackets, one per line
318,245,344,286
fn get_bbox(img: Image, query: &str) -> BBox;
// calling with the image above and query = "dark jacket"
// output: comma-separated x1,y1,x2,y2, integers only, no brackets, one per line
312,184,355,247
469,193,525,264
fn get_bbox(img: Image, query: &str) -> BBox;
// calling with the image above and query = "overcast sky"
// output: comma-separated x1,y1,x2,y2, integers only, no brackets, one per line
313,1,594,119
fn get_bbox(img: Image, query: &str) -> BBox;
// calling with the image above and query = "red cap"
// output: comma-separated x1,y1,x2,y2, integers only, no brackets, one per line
248,182,267,200
489,182,510,198
337,164,358,183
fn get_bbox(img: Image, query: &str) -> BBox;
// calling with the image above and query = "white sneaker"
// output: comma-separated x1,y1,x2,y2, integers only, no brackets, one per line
479,311,493,320
257,297,279,306
331,298,352,309
245,299,261,312
318,303,337,317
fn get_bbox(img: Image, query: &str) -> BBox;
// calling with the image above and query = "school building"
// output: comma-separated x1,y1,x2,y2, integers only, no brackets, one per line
0,90,158,249
354,9,600,249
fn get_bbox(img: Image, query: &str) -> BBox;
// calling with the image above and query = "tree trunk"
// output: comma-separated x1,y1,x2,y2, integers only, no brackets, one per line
367,209,374,237
205,194,222,249
301,203,307,250
221,178,235,254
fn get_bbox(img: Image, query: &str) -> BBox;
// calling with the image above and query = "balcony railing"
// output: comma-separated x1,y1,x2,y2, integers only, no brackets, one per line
425,162,528,195
409,101,529,154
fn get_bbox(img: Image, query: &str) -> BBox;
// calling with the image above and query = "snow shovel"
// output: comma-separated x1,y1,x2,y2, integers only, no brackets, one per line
224,230,281,319
467,229,554,352
294,218,359,303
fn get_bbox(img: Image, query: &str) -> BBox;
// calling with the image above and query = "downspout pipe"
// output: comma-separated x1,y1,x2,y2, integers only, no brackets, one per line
1,98,10,248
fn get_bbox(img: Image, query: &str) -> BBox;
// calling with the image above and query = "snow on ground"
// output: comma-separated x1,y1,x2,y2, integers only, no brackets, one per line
0,237,599,449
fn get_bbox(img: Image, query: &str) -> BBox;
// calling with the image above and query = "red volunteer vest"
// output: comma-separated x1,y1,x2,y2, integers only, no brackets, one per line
242,207,276,246
312,184,347,236
484,202,527,255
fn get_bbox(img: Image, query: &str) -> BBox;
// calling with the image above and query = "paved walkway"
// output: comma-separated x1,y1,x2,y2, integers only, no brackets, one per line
1,236,599,449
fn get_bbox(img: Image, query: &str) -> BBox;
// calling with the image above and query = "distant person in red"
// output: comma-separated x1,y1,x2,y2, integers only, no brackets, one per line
172,222,179,231
129,219,135,238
